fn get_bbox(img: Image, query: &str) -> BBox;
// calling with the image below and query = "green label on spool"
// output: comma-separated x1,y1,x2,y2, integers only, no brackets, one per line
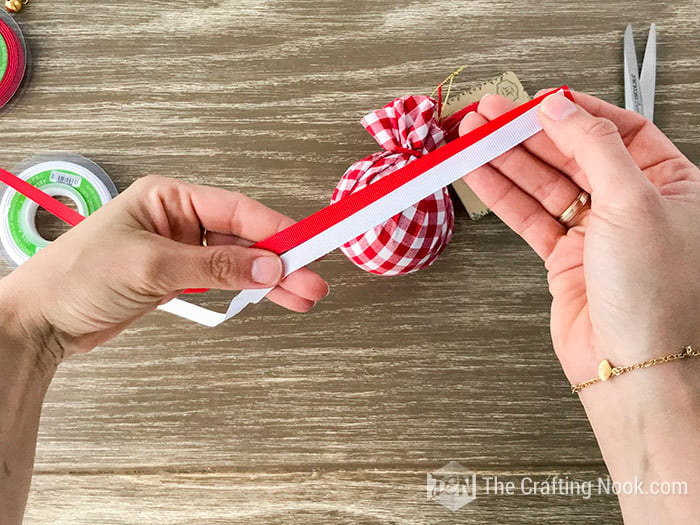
8,169,104,257
0,34,8,83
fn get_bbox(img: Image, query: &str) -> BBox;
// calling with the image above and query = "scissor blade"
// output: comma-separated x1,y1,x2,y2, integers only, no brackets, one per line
624,24,643,115
639,23,656,121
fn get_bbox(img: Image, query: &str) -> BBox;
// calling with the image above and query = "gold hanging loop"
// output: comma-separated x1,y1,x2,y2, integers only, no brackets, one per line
430,65,467,120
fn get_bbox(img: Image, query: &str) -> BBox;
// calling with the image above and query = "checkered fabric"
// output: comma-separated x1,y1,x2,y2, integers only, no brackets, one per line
331,95,454,275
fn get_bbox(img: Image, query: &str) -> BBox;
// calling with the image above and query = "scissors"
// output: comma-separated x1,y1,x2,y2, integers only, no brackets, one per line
624,23,656,121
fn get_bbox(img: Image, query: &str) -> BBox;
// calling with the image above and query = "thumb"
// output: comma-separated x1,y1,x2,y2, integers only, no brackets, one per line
155,241,284,293
538,91,655,209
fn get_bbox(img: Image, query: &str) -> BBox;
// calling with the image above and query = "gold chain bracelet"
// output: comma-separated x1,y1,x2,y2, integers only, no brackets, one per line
571,345,699,394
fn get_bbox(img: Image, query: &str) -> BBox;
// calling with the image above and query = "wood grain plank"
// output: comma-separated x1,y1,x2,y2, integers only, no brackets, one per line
0,0,697,523
24,469,621,525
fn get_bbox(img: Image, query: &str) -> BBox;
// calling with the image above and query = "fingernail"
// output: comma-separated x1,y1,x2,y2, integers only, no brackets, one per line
252,256,282,285
541,92,577,121
480,93,494,102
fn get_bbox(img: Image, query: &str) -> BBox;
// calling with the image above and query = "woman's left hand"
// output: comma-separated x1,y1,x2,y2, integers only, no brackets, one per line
0,175,329,363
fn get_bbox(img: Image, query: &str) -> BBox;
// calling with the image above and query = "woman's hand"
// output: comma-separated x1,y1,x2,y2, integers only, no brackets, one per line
0,175,329,363
459,90,700,522
459,90,700,385
0,175,329,523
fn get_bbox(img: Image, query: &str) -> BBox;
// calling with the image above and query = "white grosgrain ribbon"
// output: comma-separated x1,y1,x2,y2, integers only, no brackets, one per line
159,89,567,326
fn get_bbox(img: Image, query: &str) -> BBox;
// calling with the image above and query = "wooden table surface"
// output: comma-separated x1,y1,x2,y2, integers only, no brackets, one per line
1,1,698,523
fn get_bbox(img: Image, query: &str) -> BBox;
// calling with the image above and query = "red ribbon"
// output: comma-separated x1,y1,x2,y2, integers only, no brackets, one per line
0,16,26,109
0,168,84,226
0,167,208,294
441,102,480,142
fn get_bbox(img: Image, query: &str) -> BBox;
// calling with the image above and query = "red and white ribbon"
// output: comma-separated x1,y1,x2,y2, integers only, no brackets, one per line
0,89,570,326
160,87,571,326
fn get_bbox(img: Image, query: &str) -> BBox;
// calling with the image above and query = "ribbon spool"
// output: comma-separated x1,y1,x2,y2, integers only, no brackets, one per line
0,10,27,110
0,154,118,266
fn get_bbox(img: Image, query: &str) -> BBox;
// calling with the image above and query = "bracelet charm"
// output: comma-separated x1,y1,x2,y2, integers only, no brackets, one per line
572,345,699,394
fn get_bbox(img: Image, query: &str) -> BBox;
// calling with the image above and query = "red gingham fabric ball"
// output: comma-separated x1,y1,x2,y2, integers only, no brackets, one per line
331,95,454,276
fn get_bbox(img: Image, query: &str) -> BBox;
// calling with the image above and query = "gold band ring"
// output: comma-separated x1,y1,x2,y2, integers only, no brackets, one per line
558,190,591,228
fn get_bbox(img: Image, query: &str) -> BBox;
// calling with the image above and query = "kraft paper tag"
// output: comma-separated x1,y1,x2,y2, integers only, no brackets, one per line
444,71,530,219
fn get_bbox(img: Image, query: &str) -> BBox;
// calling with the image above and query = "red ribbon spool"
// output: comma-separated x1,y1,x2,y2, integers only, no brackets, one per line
0,13,26,109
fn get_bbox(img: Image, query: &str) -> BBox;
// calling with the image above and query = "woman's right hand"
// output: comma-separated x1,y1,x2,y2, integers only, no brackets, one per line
459,90,700,522
460,90,700,386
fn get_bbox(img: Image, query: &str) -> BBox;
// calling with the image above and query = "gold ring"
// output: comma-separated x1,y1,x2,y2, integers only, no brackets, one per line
558,190,591,228
200,228,208,247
